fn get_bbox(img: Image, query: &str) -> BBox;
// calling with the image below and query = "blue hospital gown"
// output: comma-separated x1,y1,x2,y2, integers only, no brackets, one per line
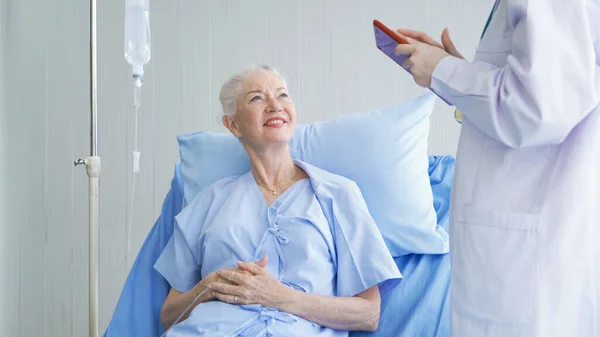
154,159,402,337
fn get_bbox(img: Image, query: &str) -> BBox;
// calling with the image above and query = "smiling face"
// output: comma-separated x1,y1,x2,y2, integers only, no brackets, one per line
223,69,296,151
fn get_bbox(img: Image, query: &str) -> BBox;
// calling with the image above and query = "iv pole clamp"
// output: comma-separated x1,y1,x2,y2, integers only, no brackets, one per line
74,0,100,335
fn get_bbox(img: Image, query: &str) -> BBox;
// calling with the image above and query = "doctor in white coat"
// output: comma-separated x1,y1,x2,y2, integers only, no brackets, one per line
395,0,600,336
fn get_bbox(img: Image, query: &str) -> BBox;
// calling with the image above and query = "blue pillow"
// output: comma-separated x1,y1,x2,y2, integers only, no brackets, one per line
177,93,449,257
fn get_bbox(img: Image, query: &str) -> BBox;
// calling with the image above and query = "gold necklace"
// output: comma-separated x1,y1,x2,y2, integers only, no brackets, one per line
255,179,288,195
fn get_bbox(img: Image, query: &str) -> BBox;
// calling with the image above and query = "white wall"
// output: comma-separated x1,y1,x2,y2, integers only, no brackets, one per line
0,0,492,335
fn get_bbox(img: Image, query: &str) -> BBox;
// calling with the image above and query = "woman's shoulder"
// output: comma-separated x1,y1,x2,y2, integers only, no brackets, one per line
205,173,248,191
176,172,251,231
184,172,251,207
293,159,361,196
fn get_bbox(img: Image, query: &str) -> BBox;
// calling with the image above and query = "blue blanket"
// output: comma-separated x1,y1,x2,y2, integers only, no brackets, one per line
103,155,455,337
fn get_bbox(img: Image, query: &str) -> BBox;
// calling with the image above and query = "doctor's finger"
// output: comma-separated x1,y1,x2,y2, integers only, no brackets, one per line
394,43,416,55
441,28,464,59
401,57,414,71
397,29,444,49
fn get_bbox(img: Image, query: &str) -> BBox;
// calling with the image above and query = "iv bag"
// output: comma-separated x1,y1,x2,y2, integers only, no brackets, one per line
124,0,151,78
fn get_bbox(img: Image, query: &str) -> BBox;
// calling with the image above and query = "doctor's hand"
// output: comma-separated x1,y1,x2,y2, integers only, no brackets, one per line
394,28,463,87
397,28,464,59
207,255,290,308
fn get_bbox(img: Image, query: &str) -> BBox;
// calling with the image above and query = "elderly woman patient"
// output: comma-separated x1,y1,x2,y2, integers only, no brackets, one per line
154,65,402,337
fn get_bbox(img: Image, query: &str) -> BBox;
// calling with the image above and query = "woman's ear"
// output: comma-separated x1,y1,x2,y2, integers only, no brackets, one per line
222,115,242,138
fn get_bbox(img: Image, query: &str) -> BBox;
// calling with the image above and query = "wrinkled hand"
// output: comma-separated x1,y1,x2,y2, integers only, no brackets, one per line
207,255,288,308
394,28,463,87
202,255,268,301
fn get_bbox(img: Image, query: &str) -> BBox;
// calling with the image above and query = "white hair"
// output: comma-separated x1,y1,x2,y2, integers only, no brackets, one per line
219,65,287,117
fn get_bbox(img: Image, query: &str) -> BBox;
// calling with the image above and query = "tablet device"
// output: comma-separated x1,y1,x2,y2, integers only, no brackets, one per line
373,19,454,105
373,20,411,70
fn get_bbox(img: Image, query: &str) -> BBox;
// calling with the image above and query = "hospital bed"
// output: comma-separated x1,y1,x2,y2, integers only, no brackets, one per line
103,154,455,337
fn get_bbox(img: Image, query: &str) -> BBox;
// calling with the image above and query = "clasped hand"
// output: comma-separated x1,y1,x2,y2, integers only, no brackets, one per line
206,255,288,308
394,28,464,87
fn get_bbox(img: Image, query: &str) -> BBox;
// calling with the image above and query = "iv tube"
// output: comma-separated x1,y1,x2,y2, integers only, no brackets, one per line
132,78,141,172
124,0,150,157
126,79,142,268
159,287,211,337
124,0,149,173
124,0,150,268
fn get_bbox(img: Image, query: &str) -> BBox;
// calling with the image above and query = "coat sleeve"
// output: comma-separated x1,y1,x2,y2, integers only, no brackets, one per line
430,0,600,148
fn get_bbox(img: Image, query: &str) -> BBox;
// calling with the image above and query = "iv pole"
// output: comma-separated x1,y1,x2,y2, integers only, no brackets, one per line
74,0,100,336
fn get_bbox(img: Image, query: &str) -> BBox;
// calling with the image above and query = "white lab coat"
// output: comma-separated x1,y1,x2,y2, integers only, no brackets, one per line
430,0,600,336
